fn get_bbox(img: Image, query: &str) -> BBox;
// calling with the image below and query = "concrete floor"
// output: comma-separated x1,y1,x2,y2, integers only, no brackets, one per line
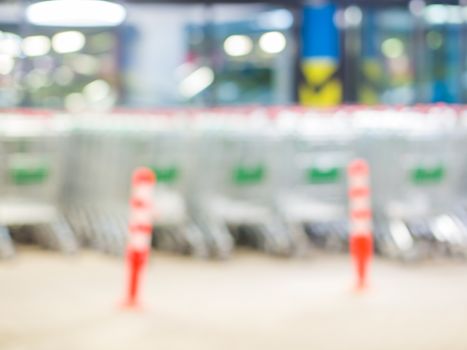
1,249,467,350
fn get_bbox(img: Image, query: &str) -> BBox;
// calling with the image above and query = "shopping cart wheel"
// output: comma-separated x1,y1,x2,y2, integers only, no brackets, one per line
448,210,467,259
65,205,91,246
0,226,15,259
198,217,234,259
325,221,348,253
154,226,185,254
102,212,126,256
87,209,124,256
184,223,210,258
305,222,328,249
255,221,295,257
81,207,105,252
34,217,79,254
406,219,436,260
380,219,423,262
287,223,312,258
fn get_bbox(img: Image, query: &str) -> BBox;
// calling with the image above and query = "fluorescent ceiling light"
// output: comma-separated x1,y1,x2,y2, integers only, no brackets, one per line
26,0,126,27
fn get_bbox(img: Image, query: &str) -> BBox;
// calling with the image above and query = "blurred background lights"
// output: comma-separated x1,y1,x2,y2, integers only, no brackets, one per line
25,69,50,89
0,55,14,75
223,35,253,57
52,31,86,54
425,5,448,24
179,66,214,98
26,0,126,27
83,79,111,102
408,0,425,16
53,66,75,86
259,31,287,54
88,32,115,53
424,5,449,25
344,6,363,27
22,35,51,57
0,32,21,57
257,9,293,30
381,38,404,59
175,62,197,81
447,5,462,24
64,92,86,111
70,54,100,76
426,31,443,50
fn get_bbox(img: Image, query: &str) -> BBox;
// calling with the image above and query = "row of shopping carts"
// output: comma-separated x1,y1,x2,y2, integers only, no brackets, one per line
1,105,467,261
0,110,78,259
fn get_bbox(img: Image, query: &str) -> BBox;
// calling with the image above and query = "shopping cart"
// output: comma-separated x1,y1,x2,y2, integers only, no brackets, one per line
64,113,133,255
190,108,300,258
0,110,77,255
137,111,209,258
277,108,354,253
447,106,467,257
356,107,467,261
65,111,209,257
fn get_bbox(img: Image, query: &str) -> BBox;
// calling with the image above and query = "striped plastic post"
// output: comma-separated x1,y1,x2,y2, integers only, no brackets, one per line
123,167,156,307
348,159,373,289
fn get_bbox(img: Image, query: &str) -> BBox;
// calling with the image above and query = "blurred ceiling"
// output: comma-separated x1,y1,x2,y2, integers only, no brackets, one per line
0,0,460,9
0,0,460,4
123,0,459,5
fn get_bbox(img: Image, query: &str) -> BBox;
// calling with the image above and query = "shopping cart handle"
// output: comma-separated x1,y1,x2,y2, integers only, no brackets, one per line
9,165,49,185
150,166,179,184
307,166,341,184
233,165,265,185
411,166,444,185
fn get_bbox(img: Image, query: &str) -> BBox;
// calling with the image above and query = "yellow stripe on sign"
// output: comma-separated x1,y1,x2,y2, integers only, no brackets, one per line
359,87,379,105
358,59,382,105
362,59,382,81
302,59,336,85
299,60,342,107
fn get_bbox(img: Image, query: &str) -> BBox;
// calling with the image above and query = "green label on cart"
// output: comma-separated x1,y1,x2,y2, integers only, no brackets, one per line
151,166,179,184
411,166,445,185
307,167,341,184
10,165,49,185
233,165,265,185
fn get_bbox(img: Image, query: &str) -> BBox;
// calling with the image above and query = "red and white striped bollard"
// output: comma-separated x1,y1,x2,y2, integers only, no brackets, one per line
123,167,156,307
348,159,373,289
